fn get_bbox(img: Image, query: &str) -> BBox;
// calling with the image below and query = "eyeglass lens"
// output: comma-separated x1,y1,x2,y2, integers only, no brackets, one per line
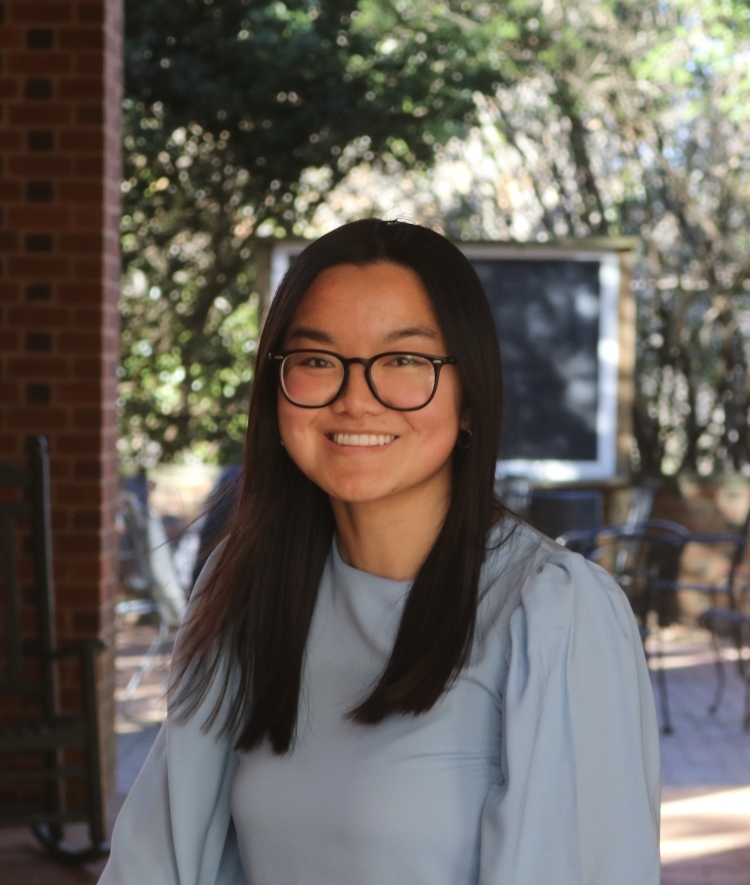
280,352,437,409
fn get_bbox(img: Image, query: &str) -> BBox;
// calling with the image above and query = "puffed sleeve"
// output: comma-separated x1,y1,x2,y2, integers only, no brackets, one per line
99,549,246,885
478,554,661,885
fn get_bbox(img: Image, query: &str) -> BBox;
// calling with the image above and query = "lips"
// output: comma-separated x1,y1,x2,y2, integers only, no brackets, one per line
331,433,397,447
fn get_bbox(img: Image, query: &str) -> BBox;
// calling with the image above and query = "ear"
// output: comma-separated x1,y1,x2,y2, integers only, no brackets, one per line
459,407,471,432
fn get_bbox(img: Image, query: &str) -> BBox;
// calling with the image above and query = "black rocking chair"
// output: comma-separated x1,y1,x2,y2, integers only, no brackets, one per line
0,435,109,863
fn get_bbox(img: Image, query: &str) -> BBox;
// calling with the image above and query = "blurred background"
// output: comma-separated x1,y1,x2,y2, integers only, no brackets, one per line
1,1,750,882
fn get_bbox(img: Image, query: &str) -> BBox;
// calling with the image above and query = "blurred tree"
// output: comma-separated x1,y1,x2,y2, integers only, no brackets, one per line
481,0,750,480
122,0,750,480
333,0,750,480
120,0,536,465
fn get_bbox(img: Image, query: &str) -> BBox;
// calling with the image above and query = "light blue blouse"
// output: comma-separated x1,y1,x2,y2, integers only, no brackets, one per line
100,523,661,885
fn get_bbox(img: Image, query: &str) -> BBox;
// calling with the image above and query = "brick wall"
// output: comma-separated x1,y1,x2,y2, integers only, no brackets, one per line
0,0,122,805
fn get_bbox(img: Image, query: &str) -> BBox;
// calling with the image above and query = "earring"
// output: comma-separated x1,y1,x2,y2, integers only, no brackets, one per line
457,429,472,449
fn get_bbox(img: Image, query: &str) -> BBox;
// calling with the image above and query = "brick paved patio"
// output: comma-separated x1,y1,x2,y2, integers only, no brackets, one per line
654,627,750,884
2,622,749,883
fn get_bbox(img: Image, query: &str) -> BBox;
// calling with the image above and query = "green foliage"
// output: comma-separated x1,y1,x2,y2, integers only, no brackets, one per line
120,0,537,466
391,0,750,478
121,0,750,478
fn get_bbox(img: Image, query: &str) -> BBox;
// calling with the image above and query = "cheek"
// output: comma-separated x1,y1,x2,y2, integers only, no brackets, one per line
410,391,462,459
277,394,313,451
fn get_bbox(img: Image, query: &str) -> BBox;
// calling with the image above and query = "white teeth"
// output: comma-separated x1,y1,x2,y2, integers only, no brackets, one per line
332,433,396,447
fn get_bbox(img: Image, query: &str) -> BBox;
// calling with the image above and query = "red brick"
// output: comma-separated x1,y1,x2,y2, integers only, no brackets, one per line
72,610,100,633
57,483,101,505
71,307,99,327
0,331,21,350
0,232,20,252
0,131,23,150
5,407,69,429
7,306,69,326
50,508,68,530
78,3,105,23
73,408,103,428
74,155,103,175
1,0,121,784
75,104,103,125
9,3,73,23
0,283,22,302
6,52,72,75
73,51,103,75
0,436,18,455
6,357,68,375
7,154,72,175
59,232,101,254
55,532,100,554
59,559,100,582
0,79,21,99
48,458,72,480
0,382,21,403
7,206,71,228
58,283,100,303
59,331,100,351
57,584,103,608
60,28,103,50
72,206,103,227
72,258,101,278
59,181,101,202
59,128,103,151
72,464,101,484
59,77,102,100
58,381,99,401
70,509,101,530
72,357,101,376
0,28,24,49
0,182,23,201
56,434,100,455
8,256,68,276
8,104,71,126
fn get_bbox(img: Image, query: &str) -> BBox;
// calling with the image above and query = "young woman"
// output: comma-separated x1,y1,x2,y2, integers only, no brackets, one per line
101,220,660,885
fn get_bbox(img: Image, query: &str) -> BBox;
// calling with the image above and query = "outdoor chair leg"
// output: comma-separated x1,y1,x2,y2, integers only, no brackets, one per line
125,620,169,698
654,633,673,734
739,638,750,731
708,633,726,716
657,662,673,734
31,823,110,865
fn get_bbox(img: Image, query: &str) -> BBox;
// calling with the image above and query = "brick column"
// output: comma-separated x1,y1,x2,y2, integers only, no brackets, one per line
0,0,122,804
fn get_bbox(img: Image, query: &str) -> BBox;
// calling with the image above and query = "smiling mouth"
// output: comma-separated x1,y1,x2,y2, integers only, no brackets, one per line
330,433,398,447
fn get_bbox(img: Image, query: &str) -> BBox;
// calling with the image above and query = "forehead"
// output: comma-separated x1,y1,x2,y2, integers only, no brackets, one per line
289,262,442,337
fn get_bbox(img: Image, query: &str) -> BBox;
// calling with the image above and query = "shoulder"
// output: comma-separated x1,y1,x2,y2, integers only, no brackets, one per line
480,520,639,670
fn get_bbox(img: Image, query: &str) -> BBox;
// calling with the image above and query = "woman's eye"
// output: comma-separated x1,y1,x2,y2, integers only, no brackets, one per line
390,355,421,367
302,357,333,369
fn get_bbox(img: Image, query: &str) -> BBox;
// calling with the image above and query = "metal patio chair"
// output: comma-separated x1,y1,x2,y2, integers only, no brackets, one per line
559,519,690,734
116,490,187,697
676,506,750,731
0,436,109,862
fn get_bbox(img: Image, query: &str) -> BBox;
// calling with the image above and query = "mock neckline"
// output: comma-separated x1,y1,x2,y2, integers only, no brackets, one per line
331,535,413,590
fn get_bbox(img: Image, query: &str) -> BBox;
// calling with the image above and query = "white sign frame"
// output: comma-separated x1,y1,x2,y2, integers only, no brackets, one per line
270,241,622,483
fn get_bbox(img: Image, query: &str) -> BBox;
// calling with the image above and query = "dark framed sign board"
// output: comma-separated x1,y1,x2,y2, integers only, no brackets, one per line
267,238,636,482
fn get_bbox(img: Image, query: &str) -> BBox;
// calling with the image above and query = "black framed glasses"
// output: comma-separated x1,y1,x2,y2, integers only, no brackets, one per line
269,349,458,411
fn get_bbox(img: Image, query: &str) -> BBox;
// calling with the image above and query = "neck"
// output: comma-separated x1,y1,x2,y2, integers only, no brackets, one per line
331,471,452,581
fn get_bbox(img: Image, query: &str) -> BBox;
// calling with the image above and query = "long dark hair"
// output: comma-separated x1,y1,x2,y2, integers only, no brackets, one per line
170,219,506,754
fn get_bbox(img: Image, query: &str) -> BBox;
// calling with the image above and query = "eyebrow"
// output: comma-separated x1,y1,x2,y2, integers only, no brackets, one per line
286,326,334,345
382,325,439,344
285,323,440,347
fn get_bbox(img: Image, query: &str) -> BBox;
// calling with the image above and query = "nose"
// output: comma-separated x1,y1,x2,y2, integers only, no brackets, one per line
331,363,385,416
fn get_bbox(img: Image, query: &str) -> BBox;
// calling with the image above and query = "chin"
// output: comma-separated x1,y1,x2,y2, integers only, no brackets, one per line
327,482,394,505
